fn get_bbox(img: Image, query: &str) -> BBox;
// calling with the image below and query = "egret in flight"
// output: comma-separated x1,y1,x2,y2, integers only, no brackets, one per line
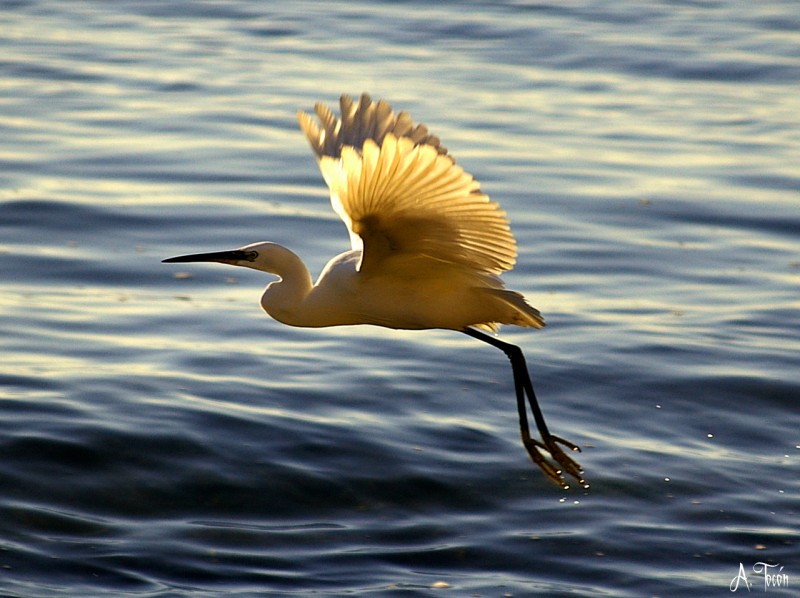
164,94,585,488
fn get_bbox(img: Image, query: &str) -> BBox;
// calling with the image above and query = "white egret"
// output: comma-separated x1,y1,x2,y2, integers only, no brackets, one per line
164,94,584,488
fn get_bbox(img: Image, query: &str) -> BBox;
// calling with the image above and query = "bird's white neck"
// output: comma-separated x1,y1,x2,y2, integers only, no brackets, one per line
254,244,314,327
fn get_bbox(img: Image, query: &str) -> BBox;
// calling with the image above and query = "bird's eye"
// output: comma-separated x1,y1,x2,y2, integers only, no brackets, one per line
244,250,258,261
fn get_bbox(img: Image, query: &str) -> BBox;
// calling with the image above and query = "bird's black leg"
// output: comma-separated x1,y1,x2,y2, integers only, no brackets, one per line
462,328,585,488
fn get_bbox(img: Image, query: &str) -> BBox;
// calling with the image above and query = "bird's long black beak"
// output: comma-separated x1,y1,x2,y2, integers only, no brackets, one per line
162,249,256,264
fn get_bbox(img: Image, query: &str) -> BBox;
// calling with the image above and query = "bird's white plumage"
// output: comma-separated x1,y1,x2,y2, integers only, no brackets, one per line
166,93,544,332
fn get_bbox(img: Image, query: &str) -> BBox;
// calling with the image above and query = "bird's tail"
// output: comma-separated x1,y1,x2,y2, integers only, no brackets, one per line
479,288,545,331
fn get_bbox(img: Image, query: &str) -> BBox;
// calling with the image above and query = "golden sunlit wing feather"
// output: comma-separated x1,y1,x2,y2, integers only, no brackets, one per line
298,94,518,277
320,135,517,276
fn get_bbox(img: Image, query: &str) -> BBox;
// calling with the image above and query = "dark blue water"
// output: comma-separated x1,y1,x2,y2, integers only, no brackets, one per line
2,2,798,596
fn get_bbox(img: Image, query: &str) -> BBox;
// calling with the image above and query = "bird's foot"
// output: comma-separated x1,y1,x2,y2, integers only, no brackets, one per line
524,434,586,489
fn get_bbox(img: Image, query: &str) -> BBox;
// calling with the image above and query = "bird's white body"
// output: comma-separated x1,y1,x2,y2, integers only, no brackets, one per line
249,242,541,331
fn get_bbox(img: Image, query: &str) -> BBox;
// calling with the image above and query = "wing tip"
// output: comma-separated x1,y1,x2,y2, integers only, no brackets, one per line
298,93,449,160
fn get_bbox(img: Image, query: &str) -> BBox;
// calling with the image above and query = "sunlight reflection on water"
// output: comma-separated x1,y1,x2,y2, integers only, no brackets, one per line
1,1,799,596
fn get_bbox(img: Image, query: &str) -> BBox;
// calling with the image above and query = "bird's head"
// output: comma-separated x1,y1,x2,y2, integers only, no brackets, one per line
162,241,290,275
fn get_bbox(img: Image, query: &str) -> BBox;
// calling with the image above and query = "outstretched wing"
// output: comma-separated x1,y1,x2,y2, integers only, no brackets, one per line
298,94,517,276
